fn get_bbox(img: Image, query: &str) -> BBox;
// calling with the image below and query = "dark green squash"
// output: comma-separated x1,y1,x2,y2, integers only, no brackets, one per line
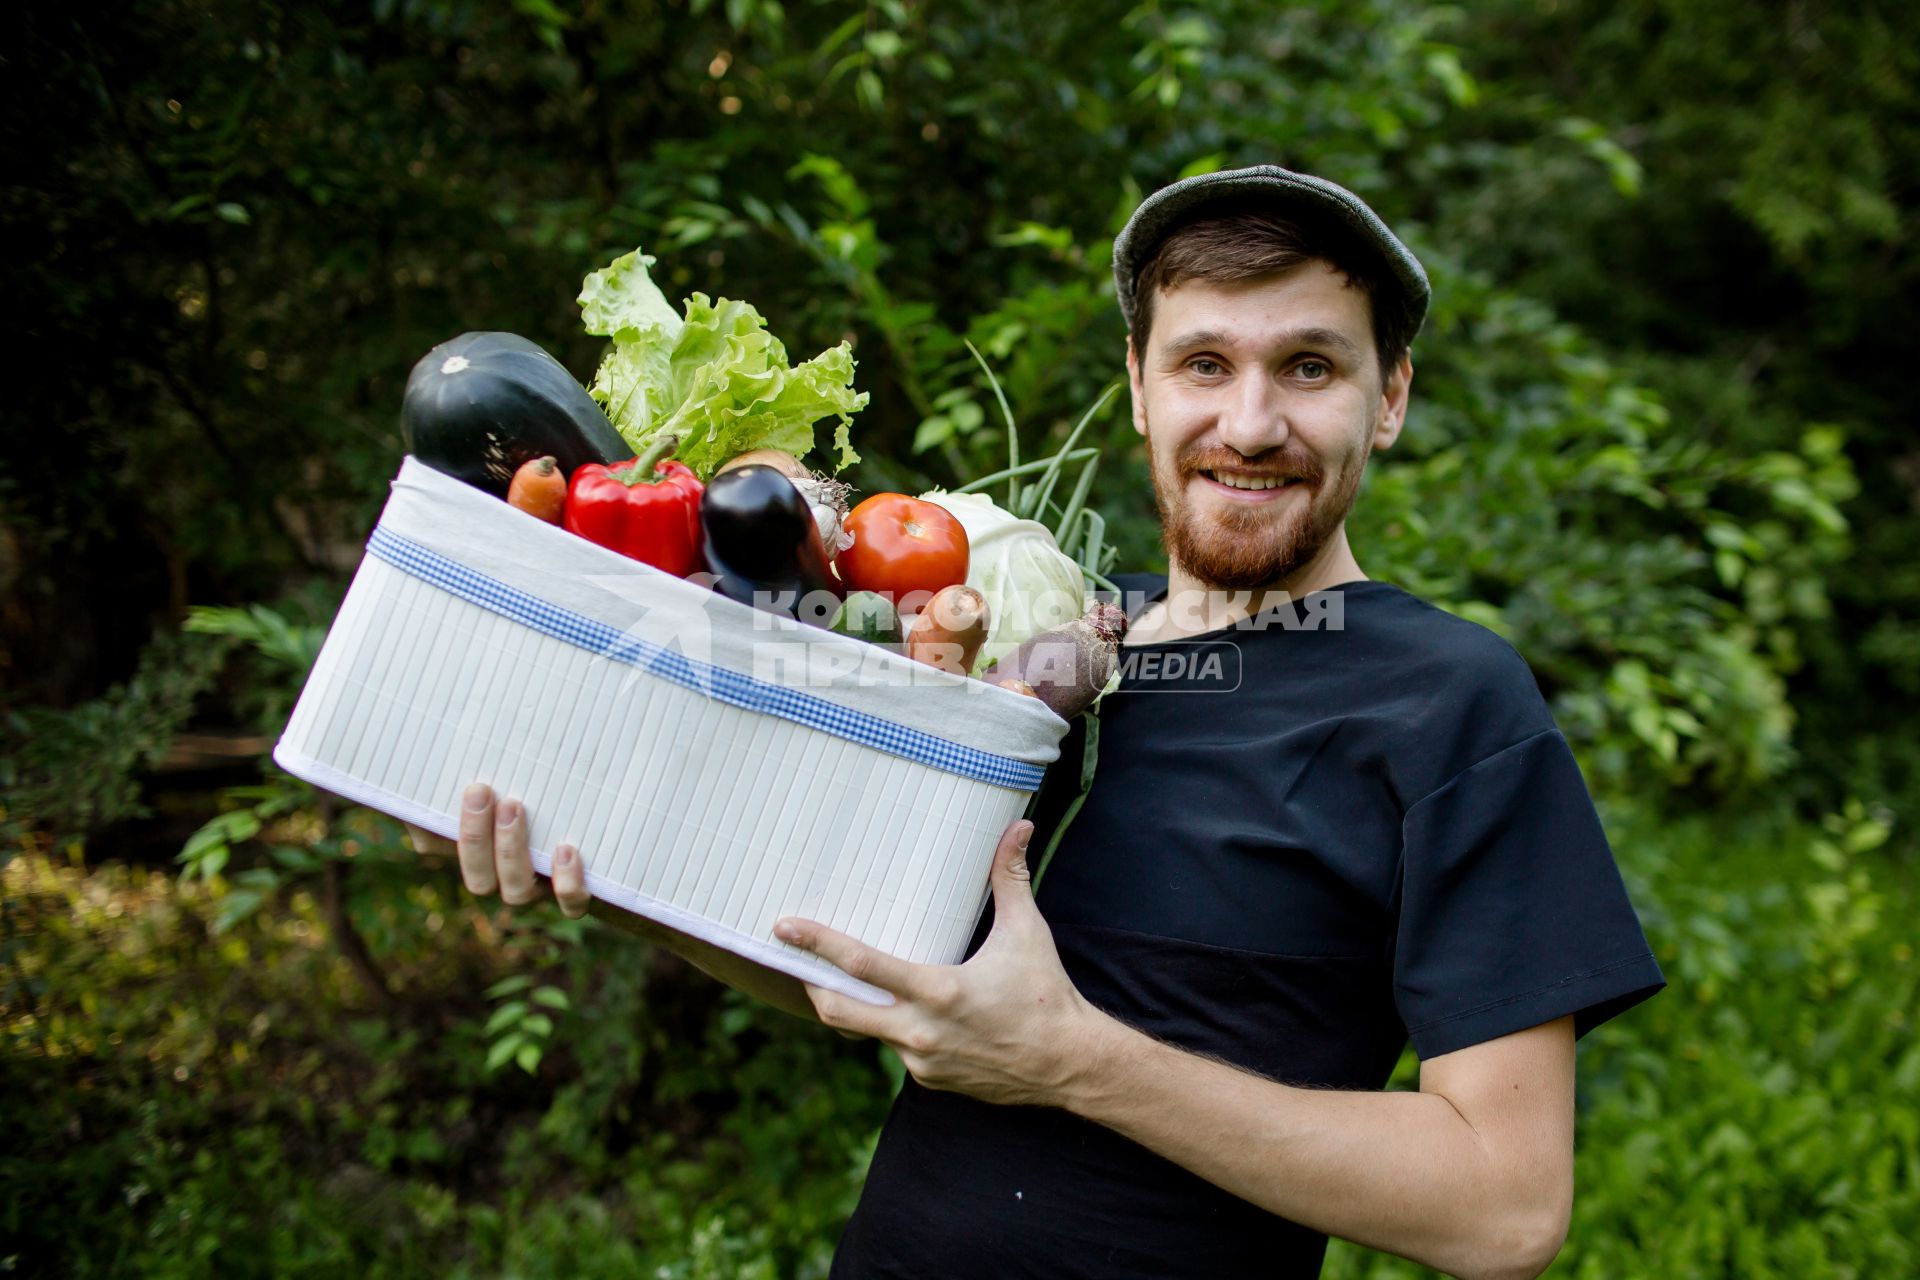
402,331,630,497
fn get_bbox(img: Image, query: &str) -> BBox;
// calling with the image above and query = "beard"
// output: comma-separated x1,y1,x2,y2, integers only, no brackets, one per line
1149,421,1372,592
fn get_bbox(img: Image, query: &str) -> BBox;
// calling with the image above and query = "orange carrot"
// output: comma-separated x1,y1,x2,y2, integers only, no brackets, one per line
507,455,567,524
906,584,990,675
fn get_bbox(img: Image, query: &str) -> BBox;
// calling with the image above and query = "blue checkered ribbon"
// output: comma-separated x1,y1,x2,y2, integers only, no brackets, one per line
365,526,1044,792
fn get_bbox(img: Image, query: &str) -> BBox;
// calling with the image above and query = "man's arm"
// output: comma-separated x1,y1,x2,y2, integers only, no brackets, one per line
1064,1012,1573,1280
776,821,1574,1280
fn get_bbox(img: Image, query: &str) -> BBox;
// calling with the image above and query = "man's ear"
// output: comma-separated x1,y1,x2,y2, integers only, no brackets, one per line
1126,336,1149,439
1373,353,1413,451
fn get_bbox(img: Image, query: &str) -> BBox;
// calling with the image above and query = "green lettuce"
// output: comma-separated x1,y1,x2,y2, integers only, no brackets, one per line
578,248,683,342
578,249,866,479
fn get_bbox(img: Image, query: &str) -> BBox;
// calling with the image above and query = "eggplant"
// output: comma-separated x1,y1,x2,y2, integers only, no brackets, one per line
700,465,841,624
402,331,628,497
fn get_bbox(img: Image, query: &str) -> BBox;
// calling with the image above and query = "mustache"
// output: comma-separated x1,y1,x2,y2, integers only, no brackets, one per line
1175,445,1323,484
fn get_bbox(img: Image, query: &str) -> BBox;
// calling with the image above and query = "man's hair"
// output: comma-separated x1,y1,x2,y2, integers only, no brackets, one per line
1128,204,1414,382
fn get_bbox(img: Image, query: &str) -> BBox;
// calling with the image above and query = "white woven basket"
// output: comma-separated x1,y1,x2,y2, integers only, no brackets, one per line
275,458,1069,1004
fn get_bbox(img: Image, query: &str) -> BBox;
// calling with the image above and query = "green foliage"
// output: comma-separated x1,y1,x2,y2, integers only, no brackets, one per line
1358,273,1858,797
1326,802,1919,1279
4,0,1916,1276
1433,0,1920,819
481,973,569,1076
1,628,234,852
1,849,885,1278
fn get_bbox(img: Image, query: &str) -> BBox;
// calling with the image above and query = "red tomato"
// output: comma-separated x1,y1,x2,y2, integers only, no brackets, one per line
839,494,970,604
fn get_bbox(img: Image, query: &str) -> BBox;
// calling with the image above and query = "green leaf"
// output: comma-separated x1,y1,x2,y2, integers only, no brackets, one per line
1808,839,1846,873
1032,708,1099,891
531,986,570,1011
963,339,1020,508
484,1033,524,1073
990,222,1075,252
832,420,860,472
1423,48,1479,107
484,1001,528,1035
269,844,321,872
912,415,953,453
577,248,683,342
814,12,865,60
514,1042,542,1074
212,889,265,934
1176,153,1226,180
1162,16,1213,45
485,974,534,998
215,201,251,225
180,822,229,864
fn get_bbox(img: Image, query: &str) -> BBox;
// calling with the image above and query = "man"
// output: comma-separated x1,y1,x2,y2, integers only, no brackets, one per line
426,165,1665,1279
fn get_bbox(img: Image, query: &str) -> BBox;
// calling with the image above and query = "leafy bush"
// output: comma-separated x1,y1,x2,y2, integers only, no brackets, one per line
0,848,887,1278
1326,799,1917,1278
5,0,1916,1275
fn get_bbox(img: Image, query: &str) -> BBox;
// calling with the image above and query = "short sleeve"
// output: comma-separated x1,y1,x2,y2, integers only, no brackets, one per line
1393,726,1665,1059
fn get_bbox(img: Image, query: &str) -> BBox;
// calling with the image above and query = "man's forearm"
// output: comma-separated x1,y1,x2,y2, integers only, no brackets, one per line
1058,1012,1563,1280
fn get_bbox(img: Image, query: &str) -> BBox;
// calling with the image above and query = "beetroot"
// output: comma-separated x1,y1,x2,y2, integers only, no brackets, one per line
984,603,1128,719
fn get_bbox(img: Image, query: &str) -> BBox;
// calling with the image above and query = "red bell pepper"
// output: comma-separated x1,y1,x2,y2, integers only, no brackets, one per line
562,434,706,576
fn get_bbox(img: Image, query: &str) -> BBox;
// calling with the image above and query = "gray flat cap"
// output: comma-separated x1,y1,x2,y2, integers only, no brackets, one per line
1112,164,1430,343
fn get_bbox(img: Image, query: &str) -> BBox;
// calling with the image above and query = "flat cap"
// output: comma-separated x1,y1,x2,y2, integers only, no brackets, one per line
1112,164,1430,343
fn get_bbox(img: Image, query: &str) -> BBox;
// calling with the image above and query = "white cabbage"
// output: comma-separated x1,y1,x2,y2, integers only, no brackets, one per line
920,489,1088,673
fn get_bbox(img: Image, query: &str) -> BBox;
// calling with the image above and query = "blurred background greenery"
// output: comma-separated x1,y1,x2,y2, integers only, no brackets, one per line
3,0,1916,1275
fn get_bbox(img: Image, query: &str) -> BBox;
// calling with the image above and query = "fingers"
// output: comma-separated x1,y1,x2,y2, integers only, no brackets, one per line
799,982,881,1040
550,844,590,919
456,784,498,894
455,783,589,916
988,820,1038,922
775,917,918,999
406,824,455,856
493,798,539,905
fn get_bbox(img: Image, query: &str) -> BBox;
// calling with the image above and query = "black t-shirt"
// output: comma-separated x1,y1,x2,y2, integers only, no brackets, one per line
830,575,1665,1280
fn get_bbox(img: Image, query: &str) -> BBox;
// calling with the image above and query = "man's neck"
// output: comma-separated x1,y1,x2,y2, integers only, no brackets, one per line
1127,542,1368,645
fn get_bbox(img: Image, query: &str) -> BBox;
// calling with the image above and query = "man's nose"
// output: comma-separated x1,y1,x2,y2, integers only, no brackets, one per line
1215,373,1289,457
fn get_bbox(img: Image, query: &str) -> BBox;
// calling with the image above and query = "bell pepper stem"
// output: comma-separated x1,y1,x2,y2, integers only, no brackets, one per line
636,433,681,473
615,433,683,485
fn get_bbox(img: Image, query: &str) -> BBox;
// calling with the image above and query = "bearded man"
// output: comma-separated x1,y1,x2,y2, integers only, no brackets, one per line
429,166,1664,1279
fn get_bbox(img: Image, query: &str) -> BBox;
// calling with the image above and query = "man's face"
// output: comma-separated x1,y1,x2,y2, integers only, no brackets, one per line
1126,261,1410,591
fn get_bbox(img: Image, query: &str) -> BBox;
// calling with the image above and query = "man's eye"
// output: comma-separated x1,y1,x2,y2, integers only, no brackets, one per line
1295,360,1331,380
1188,358,1225,377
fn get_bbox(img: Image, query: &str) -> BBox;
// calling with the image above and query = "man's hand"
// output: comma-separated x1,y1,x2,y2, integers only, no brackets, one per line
406,783,589,916
773,819,1107,1107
